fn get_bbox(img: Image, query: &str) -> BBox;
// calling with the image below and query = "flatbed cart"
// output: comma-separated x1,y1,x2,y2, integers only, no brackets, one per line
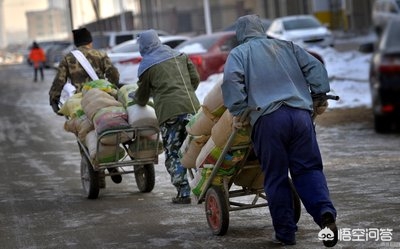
77,125,160,199
197,95,339,236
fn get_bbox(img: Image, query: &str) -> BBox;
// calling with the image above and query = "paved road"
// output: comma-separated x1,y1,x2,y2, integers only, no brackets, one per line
0,63,399,249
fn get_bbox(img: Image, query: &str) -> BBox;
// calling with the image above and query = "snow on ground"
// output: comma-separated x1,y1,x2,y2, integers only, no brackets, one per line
196,46,372,110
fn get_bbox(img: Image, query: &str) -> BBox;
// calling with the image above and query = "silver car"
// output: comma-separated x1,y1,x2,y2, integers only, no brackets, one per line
266,15,334,48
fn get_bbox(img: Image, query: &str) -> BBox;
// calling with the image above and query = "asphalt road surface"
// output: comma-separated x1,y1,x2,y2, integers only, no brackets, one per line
0,63,399,249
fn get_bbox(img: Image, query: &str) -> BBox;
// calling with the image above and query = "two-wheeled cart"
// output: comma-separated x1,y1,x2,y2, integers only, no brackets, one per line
197,95,339,235
195,121,302,236
77,125,160,199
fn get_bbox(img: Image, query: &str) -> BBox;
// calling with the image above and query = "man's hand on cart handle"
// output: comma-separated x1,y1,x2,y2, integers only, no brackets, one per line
233,106,261,129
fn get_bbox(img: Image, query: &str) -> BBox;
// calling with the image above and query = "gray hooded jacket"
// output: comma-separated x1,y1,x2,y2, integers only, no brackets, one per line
221,14,330,126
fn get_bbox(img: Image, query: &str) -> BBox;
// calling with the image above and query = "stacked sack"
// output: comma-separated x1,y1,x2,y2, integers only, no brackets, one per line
178,78,253,197
80,80,130,164
117,84,163,160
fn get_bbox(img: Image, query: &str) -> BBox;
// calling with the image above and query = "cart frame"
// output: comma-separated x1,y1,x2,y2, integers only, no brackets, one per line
78,125,161,199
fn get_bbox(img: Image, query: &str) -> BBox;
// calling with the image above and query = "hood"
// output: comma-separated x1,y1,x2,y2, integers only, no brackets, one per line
235,14,267,44
137,29,180,77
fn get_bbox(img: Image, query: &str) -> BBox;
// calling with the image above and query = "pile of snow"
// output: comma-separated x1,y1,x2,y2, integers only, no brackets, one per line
196,46,372,109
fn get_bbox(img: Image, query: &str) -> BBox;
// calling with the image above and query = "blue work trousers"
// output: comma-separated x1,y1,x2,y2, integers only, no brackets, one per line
251,105,336,241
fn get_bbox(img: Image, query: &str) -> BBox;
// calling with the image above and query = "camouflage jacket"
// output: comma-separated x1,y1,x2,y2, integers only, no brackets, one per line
48,46,119,104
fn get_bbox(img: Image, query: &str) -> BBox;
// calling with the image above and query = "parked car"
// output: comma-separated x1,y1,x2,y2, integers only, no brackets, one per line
45,41,73,68
107,35,189,84
91,30,170,51
372,0,400,36
175,30,325,81
362,19,400,133
175,31,239,81
266,15,334,48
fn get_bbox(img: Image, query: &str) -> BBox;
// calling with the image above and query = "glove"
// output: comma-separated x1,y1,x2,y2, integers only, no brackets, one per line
50,99,62,116
312,93,329,115
233,115,250,129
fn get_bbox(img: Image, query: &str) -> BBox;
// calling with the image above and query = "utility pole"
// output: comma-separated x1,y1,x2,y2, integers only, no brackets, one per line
203,0,212,34
119,0,127,31
67,0,73,31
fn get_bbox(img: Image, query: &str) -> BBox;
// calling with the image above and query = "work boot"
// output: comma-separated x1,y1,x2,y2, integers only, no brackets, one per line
172,184,191,204
108,168,122,184
172,195,191,204
320,212,338,247
272,232,296,246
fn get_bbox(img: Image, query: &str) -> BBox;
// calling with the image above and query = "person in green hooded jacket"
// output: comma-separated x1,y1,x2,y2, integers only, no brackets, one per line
134,29,200,204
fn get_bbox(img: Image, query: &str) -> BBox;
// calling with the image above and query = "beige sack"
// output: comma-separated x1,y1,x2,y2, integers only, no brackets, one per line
128,133,163,159
233,163,265,189
85,130,125,164
179,134,210,168
186,107,215,136
202,76,226,119
81,88,122,120
211,109,251,147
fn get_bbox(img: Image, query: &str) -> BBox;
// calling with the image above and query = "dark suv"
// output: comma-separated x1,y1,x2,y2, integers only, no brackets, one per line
367,19,400,132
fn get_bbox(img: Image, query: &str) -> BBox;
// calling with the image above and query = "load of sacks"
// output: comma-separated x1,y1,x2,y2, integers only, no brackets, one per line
178,78,264,197
58,79,162,165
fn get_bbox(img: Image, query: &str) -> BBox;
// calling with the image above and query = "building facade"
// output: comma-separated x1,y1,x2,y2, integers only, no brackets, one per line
26,7,69,41
81,0,375,36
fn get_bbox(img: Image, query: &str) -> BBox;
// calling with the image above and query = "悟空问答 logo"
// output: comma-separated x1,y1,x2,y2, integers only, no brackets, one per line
318,227,334,241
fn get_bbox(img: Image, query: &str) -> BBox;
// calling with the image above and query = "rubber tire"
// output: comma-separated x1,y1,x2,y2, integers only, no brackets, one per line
205,186,229,236
80,154,100,199
289,179,301,223
134,164,155,193
374,115,390,133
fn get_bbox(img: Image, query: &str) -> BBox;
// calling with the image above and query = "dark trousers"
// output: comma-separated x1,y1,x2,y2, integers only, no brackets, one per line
251,105,336,241
34,66,44,81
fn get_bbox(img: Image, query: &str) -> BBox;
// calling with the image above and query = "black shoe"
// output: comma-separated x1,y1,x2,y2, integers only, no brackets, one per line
272,233,296,246
320,212,338,247
108,168,122,184
172,196,191,204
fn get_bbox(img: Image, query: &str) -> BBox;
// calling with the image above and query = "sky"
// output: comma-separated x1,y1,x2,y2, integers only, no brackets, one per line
195,43,372,110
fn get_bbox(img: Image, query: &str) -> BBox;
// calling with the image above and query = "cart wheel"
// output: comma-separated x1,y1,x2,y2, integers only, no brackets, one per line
205,186,229,236
289,179,301,223
134,164,155,193
80,154,100,199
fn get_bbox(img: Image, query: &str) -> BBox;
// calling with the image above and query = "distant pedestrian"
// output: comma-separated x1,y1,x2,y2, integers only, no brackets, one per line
28,41,46,82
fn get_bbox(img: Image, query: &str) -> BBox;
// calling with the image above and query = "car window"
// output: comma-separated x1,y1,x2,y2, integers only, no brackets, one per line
110,42,139,53
268,21,281,33
163,39,187,48
220,36,238,52
380,20,400,50
115,35,135,45
283,17,321,30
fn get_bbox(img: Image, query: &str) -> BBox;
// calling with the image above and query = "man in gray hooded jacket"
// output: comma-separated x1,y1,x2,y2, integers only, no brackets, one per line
221,15,338,247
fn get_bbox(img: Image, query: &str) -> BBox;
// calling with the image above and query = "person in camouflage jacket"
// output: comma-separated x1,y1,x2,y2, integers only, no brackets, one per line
48,28,122,185
49,28,119,114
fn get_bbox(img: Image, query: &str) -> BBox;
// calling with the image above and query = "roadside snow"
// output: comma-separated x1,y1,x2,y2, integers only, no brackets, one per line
196,46,372,110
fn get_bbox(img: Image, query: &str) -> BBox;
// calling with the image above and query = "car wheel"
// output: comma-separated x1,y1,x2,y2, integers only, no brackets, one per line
374,115,391,133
